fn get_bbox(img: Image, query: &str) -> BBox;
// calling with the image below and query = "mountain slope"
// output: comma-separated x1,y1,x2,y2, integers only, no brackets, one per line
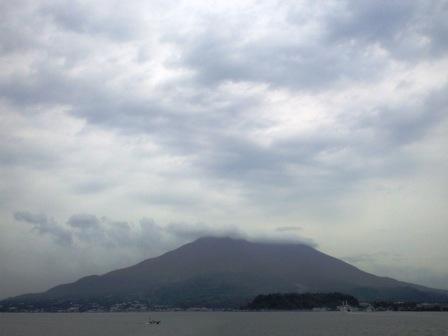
8,237,448,307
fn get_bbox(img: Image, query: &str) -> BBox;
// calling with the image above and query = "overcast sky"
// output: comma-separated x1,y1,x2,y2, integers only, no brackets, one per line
1,0,447,299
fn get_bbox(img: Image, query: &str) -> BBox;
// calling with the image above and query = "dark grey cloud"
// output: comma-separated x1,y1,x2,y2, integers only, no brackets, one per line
15,211,315,250
173,0,448,92
164,221,245,242
14,212,134,249
13,212,144,250
67,214,100,229
0,51,259,159
14,211,73,246
323,0,448,59
67,214,133,248
66,214,107,245
175,27,383,91
40,1,138,41
356,84,448,149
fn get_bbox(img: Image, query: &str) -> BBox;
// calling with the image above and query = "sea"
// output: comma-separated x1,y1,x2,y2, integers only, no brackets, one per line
1,311,448,336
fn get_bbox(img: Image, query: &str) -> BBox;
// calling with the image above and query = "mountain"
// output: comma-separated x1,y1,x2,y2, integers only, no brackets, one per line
5,237,448,307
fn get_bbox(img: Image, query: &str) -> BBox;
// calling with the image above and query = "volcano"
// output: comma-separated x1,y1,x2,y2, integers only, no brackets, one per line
7,237,448,307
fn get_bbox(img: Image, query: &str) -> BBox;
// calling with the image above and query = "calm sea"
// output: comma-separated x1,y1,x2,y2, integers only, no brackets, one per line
1,312,448,336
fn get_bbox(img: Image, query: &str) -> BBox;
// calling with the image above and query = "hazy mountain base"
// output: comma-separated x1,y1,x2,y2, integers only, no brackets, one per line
7,275,447,311
2,237,448,310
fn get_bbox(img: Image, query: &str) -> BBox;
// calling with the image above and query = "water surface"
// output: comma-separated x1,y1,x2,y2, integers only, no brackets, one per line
1,312,448,336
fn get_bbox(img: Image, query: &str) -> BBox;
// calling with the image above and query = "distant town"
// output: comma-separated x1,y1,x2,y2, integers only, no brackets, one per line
1,292,447,313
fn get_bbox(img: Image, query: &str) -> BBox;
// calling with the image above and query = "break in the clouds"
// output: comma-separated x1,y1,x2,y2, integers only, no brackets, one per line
1,0,448,298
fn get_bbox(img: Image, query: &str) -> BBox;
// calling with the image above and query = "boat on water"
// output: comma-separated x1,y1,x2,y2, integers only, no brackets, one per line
337,301,355,312
145,316,161,325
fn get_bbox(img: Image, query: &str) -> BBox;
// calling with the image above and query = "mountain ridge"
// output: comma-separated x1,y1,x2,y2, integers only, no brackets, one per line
5,237,448,307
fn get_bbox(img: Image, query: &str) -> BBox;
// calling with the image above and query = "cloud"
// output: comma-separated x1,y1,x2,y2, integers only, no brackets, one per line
342,252,402,265
14,211,73,246
342,251,448,291
164,221,245,241
15,211,316,250
67,214,100,229
174,1,448,92
1,0,448,297
323,0,448,59
40,1,139,41
276,226,303,232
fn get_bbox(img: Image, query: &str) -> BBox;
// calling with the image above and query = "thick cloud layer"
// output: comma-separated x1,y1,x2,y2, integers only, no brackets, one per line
14,211,314,250
1,0,447,298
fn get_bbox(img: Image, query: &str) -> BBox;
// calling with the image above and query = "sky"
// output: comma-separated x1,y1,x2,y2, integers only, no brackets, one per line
0,0,447,299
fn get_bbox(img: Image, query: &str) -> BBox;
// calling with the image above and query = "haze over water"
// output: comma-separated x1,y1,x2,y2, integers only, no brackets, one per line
1,312,448,336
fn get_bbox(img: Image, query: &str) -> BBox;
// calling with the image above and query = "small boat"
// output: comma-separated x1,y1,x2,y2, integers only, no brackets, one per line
145,316,161,325
337,301,353,312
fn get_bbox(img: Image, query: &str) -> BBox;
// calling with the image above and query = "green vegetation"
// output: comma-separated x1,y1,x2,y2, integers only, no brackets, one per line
246,292,359,310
